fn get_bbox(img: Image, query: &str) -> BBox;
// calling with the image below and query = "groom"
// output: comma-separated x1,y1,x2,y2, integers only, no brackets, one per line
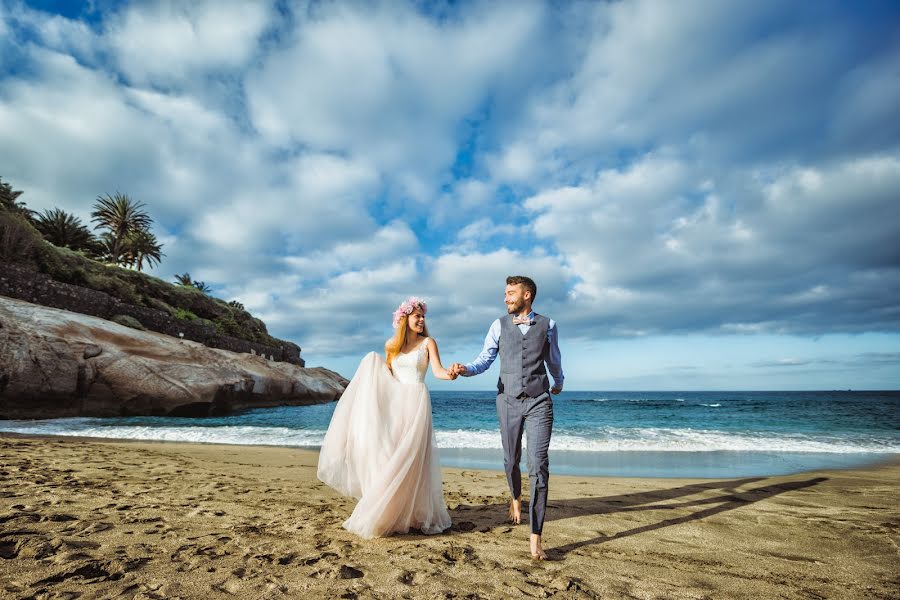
450,275,563,560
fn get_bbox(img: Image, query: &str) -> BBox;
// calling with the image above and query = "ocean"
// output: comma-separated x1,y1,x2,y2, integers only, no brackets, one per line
2,391,898,478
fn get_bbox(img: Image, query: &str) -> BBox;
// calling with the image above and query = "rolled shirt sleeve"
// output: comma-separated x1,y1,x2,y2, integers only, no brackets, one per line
547,319,564,388
462,319,501,376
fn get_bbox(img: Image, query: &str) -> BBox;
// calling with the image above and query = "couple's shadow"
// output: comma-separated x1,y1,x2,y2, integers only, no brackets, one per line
446,476,827,559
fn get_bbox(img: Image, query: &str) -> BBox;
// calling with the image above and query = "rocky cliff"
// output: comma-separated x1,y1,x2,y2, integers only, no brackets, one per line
0,261,304,365
0,295,348,419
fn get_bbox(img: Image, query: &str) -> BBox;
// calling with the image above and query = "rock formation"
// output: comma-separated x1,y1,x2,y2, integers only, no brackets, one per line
0,296,347,419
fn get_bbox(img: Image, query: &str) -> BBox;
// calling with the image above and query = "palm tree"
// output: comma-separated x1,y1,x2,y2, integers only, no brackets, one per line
34,208,97,252
0,176,34,221
173,272,210,293
91,192,152,265
95,231,118,263
122,228,164,272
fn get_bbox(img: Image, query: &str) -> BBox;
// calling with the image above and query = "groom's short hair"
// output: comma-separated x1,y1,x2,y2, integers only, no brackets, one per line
506,275,537,300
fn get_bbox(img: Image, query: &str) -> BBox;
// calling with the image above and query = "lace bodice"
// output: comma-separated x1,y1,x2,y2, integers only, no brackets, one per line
391,338,429,384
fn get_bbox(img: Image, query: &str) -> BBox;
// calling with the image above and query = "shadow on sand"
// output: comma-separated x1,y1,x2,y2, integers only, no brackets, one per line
448,476,829,558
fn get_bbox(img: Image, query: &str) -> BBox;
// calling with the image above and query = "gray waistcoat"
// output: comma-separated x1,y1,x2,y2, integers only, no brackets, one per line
497,313,551,398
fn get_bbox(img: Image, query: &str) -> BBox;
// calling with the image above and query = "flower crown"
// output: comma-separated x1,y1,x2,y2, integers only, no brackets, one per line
392,296,427,329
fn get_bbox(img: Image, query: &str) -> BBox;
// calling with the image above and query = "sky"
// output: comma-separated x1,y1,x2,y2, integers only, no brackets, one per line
1,0,899,390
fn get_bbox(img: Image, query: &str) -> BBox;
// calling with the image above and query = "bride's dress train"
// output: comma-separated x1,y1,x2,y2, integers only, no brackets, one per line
317,340,452,538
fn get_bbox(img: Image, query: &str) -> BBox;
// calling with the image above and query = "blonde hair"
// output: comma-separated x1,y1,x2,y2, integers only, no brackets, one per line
385,310,430,367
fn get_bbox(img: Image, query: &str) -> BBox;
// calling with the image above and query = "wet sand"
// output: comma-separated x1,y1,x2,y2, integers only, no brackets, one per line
1,433,897,599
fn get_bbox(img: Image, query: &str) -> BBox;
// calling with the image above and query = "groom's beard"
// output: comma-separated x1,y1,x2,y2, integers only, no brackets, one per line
506,301,524,314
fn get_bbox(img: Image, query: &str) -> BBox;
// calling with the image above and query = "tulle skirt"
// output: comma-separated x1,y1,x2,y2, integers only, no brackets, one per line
316,352,452,538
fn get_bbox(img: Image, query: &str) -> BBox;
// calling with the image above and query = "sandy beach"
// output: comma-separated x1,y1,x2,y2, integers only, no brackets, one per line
1,433,897,599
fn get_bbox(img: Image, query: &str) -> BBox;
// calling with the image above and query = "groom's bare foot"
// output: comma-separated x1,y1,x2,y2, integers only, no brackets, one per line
530,533,547,560
508,498,522,525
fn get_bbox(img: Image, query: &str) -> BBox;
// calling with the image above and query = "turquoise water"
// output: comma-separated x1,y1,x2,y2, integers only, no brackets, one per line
3,391,898,477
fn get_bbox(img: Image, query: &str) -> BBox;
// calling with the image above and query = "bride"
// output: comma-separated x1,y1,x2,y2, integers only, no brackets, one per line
316,297,455,538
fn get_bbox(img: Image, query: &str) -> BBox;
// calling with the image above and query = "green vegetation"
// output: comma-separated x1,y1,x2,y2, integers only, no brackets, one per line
0,210,41,263
175,308,199,321
0,175,281,347
2,179,165,271
111,314,145,331
90,192,152,265
1,177,35,220
174,272,212,293
34,208,102,255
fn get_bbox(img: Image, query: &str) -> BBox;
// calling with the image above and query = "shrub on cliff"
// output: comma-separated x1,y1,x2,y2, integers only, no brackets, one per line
84,271,141,305
147,297,177,316
0,211,42,263
0,177,34,222
34,208,99,255
111,314,145,330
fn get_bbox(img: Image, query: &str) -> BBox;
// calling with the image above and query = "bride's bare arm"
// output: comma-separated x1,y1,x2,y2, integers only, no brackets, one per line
426,338,456,380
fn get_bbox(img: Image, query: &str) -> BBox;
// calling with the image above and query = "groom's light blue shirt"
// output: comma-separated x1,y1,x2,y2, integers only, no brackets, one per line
462,310,564,388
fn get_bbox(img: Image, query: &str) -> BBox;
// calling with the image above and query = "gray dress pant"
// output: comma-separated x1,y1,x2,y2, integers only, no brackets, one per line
496,391,553,534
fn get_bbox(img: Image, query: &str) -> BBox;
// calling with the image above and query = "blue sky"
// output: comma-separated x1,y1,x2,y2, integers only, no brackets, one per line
1,0,899,390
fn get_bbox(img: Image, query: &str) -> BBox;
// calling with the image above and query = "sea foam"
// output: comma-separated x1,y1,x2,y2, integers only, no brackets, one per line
3,420,897,454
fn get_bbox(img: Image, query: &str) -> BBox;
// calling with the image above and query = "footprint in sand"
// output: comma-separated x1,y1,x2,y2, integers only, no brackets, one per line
397,570,417,585
142,523,169,535
35,559,125,586
123,515,164,524
426,544,479,567
452,521,477,532
42,513,78,523
213,577,243,595
298,551,338,566
73,522,114,536
309,564,364,580
0,538,18,559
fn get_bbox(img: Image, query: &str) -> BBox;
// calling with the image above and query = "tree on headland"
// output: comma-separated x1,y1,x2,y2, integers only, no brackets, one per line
34,208,98,254
1,180,165,268
122,228,164,272
173,272,211,294
0,176,35,221
91,193,152,265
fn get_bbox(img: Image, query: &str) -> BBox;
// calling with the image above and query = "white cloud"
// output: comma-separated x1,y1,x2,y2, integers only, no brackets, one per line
245,1,545,196
8,4,98,59
457,218,520,243
0,46,163,217
126,87,230,140
282,220,419,279
488,142,542,184
523,152,900,337
106,0,274,85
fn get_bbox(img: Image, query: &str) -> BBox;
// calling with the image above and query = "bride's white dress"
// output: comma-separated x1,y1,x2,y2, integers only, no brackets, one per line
316,339,452,538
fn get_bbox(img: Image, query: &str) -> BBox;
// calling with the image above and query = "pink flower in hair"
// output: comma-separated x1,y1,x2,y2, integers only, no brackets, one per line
392,296,427,329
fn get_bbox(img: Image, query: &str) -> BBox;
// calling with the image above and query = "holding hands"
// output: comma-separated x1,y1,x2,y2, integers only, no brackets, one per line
448,363,467,379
